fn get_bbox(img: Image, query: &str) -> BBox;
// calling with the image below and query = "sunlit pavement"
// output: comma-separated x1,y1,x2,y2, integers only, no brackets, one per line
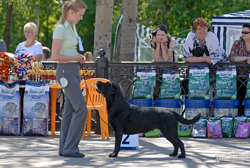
0,132,250,168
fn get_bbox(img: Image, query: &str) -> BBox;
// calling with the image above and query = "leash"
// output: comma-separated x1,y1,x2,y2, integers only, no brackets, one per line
84,79,127,126
84,80,128,126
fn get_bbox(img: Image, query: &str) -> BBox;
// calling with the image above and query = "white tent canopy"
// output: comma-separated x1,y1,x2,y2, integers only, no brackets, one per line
212,10,250,55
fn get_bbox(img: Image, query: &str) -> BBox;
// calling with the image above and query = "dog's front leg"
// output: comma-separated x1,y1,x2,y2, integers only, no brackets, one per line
109,131,123,157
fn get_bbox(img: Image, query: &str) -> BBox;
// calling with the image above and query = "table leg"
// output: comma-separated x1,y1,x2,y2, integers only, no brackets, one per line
51,88,57,135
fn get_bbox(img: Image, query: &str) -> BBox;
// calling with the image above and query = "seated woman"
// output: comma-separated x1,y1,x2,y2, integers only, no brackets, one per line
15,22,43,61
228,24,250,115
150,25,176,99
228,24,250,63
150,25,176,62
183,17,227,63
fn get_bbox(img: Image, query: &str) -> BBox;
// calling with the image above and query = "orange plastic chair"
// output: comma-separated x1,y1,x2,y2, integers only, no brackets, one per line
80,78,110,140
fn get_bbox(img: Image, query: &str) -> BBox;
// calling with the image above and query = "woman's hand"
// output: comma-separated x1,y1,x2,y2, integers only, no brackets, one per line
247,58,250,64
76,53,86,63
151,36,159,44
162,37,168,43
160,42,167,50
205,56,212,64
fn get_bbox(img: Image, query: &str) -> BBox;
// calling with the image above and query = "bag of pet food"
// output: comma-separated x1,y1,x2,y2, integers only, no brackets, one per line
145,129,160,137
207,119,223,138
235,121,250,138
159,70,180,99
22,80,49,136
220,116,233,138
0,81,20,136
233,115,247,137
178,122,192,137
189,65,210,100
132,68,156,99
185,108,208,119
192,116,207,138
215,66,237,100
214,108,238,118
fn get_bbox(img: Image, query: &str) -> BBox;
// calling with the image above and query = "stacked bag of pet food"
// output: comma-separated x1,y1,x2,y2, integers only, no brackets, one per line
198,66,250,139
129,68,157,137
153,70,182,137
22,81,50,136
179,65,210,138
0,81,20,136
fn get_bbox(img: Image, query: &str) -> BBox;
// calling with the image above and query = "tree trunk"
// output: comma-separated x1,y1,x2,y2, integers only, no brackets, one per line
112,0,138,104
160,0,171,25
113,0,138,61
93,0,114,60
93,0,114,134
3,2,13,51
34,5,41,41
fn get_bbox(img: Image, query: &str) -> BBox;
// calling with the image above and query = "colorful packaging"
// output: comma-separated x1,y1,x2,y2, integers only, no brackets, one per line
220,116,233,138
185,108,208,119
207,119,223,138
0,52,12,82
178,122,192,137
214,108,238,118
22,81,49,136
192,116,207,138
159,70,180,99
0,81,20,136
233,115,247,137
235,121,250,138
13,52,35,77
145,129,160,137
132,69,156,99
215,66,237,100
188,65,210,100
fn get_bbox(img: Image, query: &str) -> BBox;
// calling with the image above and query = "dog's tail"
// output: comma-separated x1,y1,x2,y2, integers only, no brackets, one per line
174,112,201,125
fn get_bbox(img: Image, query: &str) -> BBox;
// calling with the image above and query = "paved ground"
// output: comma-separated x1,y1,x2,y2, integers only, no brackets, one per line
0,132,250,168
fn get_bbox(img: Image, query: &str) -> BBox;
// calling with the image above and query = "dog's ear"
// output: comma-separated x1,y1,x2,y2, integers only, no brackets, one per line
111,83,118,94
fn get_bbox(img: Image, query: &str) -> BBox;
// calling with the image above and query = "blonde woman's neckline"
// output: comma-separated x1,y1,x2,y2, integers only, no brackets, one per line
24,40,36,48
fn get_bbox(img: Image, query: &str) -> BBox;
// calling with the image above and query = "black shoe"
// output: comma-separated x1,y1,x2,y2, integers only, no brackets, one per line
63,153,85,158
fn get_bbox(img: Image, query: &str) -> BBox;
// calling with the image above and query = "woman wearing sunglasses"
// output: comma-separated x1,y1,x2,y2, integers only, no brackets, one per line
229,24,250,115
183,17,227,63
228,24,250,63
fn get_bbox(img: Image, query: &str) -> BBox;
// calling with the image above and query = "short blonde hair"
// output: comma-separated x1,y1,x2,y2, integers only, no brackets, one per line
24,22,38,34
84,51,93,61
193,18,208,31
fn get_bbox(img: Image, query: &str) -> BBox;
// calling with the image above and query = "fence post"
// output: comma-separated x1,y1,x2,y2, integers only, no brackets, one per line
95,49,109,79
94,49,109,134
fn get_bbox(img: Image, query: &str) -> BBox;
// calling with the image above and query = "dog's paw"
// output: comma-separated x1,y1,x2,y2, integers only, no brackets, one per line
169,153,177,157
177,154,185,159
109,152,118,157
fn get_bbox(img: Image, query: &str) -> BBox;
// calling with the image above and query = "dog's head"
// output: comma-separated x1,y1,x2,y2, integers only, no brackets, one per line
96,81,119,97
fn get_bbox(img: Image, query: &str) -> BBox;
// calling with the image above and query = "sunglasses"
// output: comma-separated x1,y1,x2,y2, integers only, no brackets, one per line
242,31,250,34
157,25,167,29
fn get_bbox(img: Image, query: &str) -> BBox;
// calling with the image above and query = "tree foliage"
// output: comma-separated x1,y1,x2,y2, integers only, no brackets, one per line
0,0,95,54
137,0,250,38
0,0,249,56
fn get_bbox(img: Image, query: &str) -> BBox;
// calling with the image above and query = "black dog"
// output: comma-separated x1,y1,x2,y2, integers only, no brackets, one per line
96,81,201,158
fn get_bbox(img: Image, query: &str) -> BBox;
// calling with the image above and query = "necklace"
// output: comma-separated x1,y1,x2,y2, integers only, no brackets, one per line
25,40,35,48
